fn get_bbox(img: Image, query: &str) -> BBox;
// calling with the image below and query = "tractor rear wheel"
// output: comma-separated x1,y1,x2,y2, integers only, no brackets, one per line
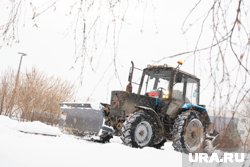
172,111,205,153
121,111,164,148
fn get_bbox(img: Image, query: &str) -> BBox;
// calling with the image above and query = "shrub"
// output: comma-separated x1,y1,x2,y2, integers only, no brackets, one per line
0,68,74,125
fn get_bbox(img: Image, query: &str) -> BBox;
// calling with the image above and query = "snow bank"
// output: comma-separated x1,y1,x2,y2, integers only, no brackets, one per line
0,115,182,167
3,115,249,167
0,115,62,136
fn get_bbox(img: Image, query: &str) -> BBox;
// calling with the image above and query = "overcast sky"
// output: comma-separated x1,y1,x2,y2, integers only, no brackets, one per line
0,0,249,109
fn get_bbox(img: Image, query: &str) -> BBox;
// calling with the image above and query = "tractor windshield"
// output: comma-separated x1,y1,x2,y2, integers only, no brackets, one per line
140,74,170,98
135,66,200,104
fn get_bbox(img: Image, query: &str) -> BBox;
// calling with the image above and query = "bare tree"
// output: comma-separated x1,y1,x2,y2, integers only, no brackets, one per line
0,1,133,83
179,0,250,152
153,1,249,114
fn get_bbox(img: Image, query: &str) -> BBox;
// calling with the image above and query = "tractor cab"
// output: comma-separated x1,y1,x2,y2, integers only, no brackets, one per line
109,61,214,153
128,62,200,105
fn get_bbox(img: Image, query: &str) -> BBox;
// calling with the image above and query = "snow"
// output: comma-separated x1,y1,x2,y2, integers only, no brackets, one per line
0,115,182,167
0,116,62,136
1,115,249,167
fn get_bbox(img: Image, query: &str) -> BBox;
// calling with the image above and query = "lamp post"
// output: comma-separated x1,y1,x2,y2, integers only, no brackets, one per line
8,52,27,117
16,52,27,85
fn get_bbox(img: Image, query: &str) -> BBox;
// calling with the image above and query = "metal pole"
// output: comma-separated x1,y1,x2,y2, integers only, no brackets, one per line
15,52,27,86
8,52,27,117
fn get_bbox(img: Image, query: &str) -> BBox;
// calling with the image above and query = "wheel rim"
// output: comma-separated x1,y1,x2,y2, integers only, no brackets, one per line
134,121,153,147
184,118,204,152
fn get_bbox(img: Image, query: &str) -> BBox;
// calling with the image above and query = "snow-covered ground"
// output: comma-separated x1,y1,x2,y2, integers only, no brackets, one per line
0,115,249,167
0,115,182,167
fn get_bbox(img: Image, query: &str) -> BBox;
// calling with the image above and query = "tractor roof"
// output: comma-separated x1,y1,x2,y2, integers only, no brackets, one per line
144,64,200,82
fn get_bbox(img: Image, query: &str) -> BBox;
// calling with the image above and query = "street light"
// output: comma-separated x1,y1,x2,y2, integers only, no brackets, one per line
7,52,27,117
16,52,27,84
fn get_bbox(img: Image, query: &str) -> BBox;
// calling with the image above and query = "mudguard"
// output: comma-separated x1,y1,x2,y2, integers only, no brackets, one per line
181,103,211,127
134,106,165,133
181,103,207,112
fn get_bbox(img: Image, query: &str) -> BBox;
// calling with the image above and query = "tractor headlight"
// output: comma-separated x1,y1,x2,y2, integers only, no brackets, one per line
162,90,169,99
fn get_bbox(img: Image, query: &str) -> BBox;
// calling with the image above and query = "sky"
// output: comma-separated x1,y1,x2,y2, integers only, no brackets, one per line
0,0,249,110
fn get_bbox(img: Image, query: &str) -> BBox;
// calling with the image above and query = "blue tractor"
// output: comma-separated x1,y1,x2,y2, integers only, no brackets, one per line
105,61,216,153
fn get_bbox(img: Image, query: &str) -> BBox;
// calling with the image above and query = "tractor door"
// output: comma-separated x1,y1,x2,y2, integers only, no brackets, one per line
185,77,200,104
171,74,199,104
167,73,200,118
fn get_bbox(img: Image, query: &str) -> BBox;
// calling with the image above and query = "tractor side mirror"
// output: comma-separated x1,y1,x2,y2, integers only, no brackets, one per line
175,73,183,83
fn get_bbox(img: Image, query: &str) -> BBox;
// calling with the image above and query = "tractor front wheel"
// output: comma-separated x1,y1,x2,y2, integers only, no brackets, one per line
121,111,163,148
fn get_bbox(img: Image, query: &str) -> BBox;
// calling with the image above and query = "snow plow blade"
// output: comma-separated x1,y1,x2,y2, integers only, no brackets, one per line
59,102,113,142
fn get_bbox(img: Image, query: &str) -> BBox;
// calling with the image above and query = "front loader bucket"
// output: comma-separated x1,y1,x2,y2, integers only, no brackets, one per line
60,104,104,135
